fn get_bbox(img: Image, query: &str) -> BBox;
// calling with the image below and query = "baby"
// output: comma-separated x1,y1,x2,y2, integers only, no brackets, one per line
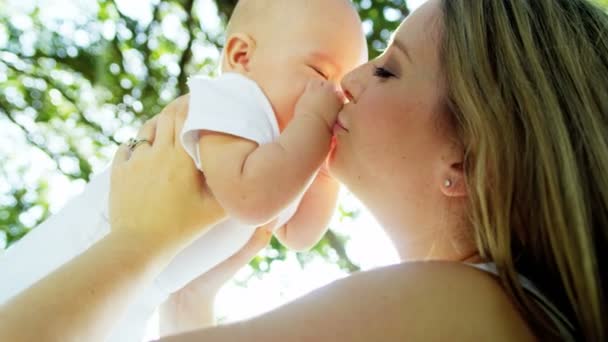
0,0,367,341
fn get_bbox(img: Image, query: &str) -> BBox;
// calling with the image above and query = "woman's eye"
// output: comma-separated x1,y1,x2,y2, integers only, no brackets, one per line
373,66,395,79
310,66,328,80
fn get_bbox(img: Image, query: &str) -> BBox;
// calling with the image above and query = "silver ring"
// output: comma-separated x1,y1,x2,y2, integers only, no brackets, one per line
127,138,151,152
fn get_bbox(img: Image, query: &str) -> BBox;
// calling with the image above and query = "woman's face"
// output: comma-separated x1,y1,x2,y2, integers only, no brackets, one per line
329,0,467,256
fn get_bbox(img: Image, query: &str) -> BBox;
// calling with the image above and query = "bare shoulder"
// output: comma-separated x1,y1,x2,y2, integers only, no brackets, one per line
161,262,537,342
312,261,538,341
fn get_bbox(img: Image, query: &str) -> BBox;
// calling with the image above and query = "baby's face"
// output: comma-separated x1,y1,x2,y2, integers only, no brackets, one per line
245,1,367,130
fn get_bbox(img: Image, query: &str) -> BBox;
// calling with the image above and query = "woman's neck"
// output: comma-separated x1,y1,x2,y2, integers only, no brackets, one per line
369,205,479,263
357,185,479,262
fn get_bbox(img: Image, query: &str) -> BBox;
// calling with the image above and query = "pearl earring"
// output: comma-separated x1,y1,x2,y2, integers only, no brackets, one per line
444,179,453,188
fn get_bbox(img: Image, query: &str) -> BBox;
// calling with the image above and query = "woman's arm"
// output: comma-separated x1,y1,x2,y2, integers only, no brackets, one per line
160,227,272,336
158,262,537,342
0,232,169,342
0,97,226,342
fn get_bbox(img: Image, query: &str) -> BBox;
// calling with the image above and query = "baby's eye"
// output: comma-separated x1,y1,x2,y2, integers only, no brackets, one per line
373,66,395,79
310,66,328,80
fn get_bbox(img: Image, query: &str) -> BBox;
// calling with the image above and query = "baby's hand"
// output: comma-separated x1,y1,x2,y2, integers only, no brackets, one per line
295,80,344,130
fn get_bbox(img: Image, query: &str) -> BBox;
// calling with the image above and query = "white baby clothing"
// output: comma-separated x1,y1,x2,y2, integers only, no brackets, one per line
0,73,303,341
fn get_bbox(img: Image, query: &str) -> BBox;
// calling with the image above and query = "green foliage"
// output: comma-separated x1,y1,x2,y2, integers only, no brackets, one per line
0,0,408,271
355,0,409,58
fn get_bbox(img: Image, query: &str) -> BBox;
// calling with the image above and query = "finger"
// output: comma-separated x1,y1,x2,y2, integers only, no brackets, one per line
129,117,156,157
160,95,188,119
112,143,130,168
154,112,175,147
158,95,189,147
334,86,348,104
137,116,158,144
173,102,187,147
174,95,189,119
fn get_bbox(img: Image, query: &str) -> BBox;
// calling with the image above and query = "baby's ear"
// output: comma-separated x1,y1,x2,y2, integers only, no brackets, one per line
223,33,256,73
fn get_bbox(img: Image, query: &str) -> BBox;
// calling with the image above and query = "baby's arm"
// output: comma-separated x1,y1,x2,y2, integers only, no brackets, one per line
198,80,342,226
275,166,339,251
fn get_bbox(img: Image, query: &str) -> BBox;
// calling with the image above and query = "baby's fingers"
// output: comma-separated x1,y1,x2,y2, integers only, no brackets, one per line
334,86,347,104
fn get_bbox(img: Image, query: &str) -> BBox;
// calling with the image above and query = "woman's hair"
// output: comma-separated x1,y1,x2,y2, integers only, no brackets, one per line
439,0,607,340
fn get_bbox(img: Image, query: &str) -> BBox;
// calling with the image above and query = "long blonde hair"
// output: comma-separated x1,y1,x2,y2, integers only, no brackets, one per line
440,0,608,340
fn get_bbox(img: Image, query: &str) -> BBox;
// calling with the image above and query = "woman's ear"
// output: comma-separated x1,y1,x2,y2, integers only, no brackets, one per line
441,161,467,198
222,33,256,73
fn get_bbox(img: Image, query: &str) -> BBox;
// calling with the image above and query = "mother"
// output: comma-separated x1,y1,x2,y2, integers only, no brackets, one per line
1,0,606,340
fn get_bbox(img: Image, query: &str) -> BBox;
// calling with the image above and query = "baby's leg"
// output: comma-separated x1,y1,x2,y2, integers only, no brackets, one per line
156,219,257,294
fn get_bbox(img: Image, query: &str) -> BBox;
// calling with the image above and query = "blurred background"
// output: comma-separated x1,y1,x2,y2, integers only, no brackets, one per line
1,0,605,339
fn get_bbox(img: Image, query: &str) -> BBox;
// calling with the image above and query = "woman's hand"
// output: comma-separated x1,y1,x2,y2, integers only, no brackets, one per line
110,96,226,259
160,226,272,336
0,96,230,342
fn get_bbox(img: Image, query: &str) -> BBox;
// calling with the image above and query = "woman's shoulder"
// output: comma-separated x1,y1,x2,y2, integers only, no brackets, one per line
340,261,538,341
164,261,539,342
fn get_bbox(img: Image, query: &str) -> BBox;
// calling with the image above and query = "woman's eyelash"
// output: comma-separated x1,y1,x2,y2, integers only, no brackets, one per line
373,66,395,79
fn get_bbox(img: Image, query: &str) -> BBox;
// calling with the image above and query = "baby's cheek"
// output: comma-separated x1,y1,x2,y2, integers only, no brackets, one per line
275,71,313,130
275,89,300,131
287,80,309,114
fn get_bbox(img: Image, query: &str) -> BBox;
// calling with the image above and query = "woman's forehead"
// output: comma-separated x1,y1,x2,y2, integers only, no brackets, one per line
392,1,443,65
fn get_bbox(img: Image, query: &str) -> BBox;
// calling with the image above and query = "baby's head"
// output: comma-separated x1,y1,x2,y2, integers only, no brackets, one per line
221,0,367,130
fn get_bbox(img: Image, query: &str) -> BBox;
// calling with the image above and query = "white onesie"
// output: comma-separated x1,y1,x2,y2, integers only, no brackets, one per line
0,73,303,342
